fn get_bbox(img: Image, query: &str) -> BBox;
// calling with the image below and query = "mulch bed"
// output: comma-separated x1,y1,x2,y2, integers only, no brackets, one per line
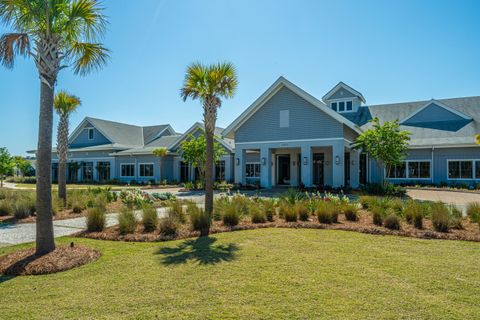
0,245,101,276
77,210,480,243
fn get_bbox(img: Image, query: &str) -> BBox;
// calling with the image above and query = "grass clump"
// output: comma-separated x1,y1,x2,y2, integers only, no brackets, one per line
343,204,359,221
262,199,276,222
159,216,179,236
383,212,400,230
222,205,241,226
431,202,450,233
404,200,423,229
13,197,35,219
250,206,267,224
467,202,480,227
86,206,106,232
142,204,158,232
284,204,297,222
188,203,211,232
118,207,137,234
0,199,12,216
295,201,309,221
168,199,186,224
316,201,338,224
371,206,384,226
448,205,463,230
359,196,377,209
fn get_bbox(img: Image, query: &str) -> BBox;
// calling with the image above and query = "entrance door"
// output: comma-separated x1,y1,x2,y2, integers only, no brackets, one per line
344,152,350,187
277,155,290,185
180,161,189,182
359,153,367,185
313,153,324,186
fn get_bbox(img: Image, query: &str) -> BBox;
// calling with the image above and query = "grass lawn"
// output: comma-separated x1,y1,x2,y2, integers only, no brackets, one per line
1,229,479,319
13,183,142,191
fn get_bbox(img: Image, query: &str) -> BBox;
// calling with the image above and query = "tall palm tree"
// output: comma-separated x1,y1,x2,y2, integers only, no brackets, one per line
54,91,81,206
153,147,168,183
0,0,109,255
180,62,238,234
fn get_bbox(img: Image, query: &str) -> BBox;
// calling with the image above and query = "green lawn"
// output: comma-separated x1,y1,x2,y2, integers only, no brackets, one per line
1,229,479,319
14,183,144,191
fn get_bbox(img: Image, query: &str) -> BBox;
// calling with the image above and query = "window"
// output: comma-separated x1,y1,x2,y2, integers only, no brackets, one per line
338,101,345,112
139,163,154,177
97,161,111,181
346,101,353,111
448,160,473,179
88,128,94,140
215,160,225,181
279,110,289,128
476,161,480,179
245,163,260,178
82,162,93,181
387,160,430,179
121,164,135,177
331,102,337,111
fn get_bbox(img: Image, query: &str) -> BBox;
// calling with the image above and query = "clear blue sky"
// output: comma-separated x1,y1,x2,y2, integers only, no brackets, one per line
1,0,479,155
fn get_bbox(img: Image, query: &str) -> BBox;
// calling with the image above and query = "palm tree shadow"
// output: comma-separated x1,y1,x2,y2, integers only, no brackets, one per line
156,236,239,265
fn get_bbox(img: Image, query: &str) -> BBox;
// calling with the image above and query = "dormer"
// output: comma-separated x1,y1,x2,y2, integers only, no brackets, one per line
322,82,366,114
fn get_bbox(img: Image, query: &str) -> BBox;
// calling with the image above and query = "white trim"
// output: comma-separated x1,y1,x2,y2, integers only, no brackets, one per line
138,162,155,178
446,159,480,180
223,77,362,138
120,163,136,178
69,118,114,144
408,144,479,149
399,99,472,124
331,100,354,113
385,159,432,180
235,137,349,145
322,81,366,104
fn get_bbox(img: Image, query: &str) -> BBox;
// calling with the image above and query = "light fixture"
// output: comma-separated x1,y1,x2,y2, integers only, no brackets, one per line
303,157,308,165
335,155,340,165
235,158,240,166
261,157,266,165
325,161,330,166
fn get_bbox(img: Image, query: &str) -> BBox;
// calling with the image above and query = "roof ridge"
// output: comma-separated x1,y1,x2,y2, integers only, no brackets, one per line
367,95,480,108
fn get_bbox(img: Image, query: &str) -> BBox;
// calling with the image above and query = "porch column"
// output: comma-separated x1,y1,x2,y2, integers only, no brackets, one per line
234,148,245,185
349,149,360,188
301,145,312,187
332,142,344,187
260,147,272,189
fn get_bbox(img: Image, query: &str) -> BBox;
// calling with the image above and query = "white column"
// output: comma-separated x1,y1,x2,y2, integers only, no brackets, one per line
349,149,360,188
301,145,312,187
260,146,272,189
234,148,245,184
332,142,345,187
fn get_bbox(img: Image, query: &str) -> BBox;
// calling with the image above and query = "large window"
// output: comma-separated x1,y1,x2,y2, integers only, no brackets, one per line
331,100,353,113
215,160,226,181
331,102,337,111
388,160,430,179
97,161,110,181
245,163,260,178
121,164,135,177
448,160,475,179
346,101,353,111
82,162,93,181
139,163,154,177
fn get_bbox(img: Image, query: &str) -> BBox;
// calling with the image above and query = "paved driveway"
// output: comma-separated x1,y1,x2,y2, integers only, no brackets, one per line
406,188,480,206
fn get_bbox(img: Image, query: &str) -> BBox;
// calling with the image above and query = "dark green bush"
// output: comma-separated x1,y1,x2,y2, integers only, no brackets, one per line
142,204,158,232
86,206,106,232
118,207,137,234
359,196,376,209
431,202,449,232
384,213,400,230
188,203,211,232
295,202,309,221
13,197,34,219
169,199,186,224
159,216,179,236
362,183,406,197
344,204,359,221
371,206,384,226
316,202,338,224
250,206,267,224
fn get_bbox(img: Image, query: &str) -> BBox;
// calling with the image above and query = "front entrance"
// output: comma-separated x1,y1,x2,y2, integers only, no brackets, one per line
276,154,290,185
344,152,350,187
313,153,324,186
359,153,367,185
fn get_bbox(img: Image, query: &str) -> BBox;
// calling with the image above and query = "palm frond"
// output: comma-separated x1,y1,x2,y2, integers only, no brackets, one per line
180,61,209,101
69,41,109,75
54,90,81,115
210,61,238,99
64,0,107,42
0,32,30,68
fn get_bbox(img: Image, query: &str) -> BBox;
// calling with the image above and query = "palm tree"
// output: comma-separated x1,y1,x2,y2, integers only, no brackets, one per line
54,91,81,206
180,62,238,235
153,147,168,184
0,0,109,255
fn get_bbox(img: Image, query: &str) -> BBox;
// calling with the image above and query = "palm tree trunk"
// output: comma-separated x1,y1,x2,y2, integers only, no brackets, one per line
203,103,216,236
57,115,69,206
36,80,56,255
159,158,163,183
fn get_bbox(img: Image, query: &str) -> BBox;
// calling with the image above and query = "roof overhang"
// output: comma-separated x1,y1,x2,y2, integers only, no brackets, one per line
322,81,366,104
68,117,114,144
223,76,363,139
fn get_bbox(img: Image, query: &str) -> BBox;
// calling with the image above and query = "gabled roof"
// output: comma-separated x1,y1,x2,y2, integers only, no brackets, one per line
399,99,472,124
223,76,362,139
170,122,234,152
322,81,366,103
142,125,175,144
113,135,181,155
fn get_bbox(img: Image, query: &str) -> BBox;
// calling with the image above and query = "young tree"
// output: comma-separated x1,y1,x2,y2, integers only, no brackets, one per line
180,62,238,232
0,0,109,255
13,156,34,176
54,91,81,206
179,133,225,183
353,117,411,185
0,147,14,187
152,147,168,183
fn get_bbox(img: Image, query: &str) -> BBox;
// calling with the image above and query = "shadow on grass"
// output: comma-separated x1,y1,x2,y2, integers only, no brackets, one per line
156,236,239,265
0,275,16,283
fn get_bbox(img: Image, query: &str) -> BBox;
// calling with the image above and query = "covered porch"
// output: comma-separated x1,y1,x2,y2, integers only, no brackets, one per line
234,139,366,189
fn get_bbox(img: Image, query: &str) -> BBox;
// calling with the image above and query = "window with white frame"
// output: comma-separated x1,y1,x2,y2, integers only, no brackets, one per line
331,102,337,111
448,160,475,179
387,160,430,179
121,164,135,177
139,163,154,177
88,128,94,140
331,100,353,113
346,101,353,111
245,162,260,179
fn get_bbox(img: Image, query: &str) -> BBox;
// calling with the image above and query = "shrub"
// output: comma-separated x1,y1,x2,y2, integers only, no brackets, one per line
0,200,12,216
118,207,137,234
262,199,276,222
284,205,297,222
316,201,338,224
404,200,424,227
431,202,450,232
359,196,376,209
390,198,404,216
362,183,406,197
295,202,309,221
222,204,241,226
384,213,400,230
86,206,106,232
142,204,158,232
159,216,179,236
277,200,291,219
344,204,359,221
466,202,480,227
371,206,384,226
169,199,186,224
448,205,463,230
231,194,250,217
188,203,211,232
13,197,34,219
250,206,267,224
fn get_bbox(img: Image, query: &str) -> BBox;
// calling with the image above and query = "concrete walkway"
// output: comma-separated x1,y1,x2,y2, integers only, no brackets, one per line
406,188,480,206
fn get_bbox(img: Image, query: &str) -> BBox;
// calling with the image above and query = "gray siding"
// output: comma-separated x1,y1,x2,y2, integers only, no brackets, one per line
343,125,358,143
236,86,343,143
70,122,110,148
115,155,175,183
328,88,357,100
404,103,466,124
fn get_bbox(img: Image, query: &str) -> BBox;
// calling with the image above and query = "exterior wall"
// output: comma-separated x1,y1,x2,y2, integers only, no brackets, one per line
343,125,358,143
114,155,175,183
235,87,343,143
328,88,358,100
70,122,110,148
